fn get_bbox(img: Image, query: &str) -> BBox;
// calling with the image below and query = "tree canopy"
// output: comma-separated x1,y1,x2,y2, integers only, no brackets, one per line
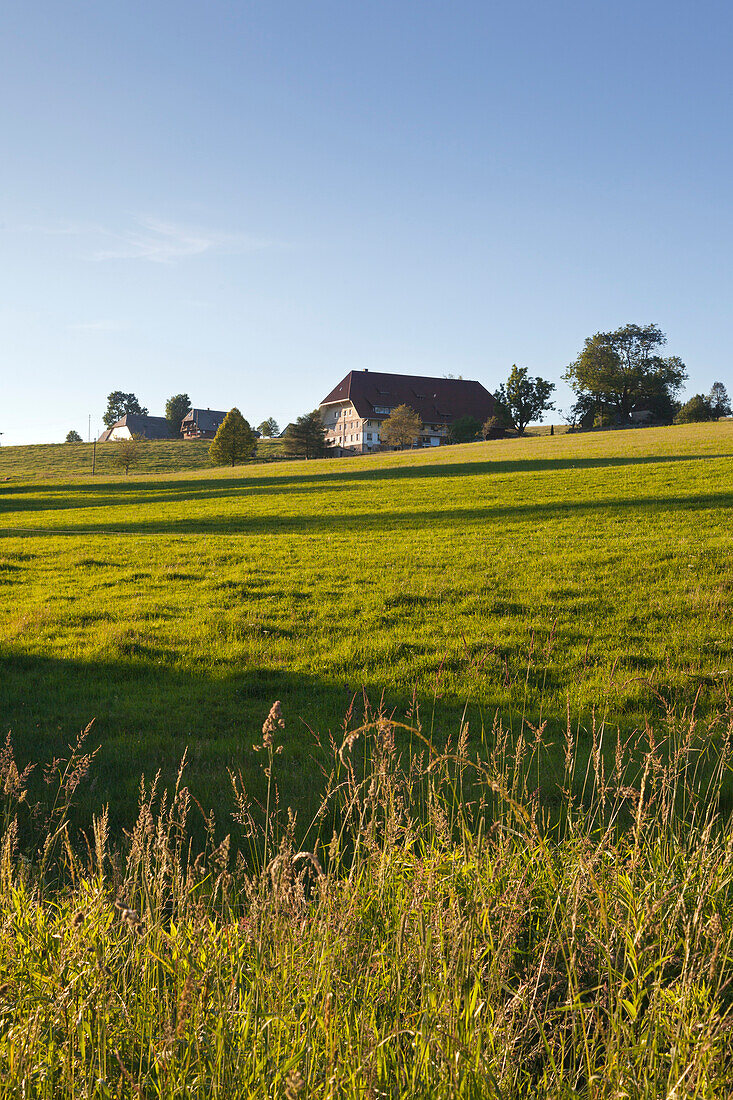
103,392,148,429
448,415,481,444
111,434,144,475
380,405,422,450
563,324,687,425
257,418,280,438
674,394,717,424
495,366,555,435
209,409,257,466
65,430,82,443
165,394,191,437
709,382,732,419
283,411,328,458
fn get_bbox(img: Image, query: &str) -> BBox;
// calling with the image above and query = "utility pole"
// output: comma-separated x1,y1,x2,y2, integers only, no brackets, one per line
88,414,91,443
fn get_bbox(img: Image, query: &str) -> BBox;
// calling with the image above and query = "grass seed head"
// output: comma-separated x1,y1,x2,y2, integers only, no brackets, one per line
262,700,285,750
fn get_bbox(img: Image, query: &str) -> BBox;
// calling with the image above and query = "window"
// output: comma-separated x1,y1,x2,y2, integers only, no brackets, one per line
367,433,372,441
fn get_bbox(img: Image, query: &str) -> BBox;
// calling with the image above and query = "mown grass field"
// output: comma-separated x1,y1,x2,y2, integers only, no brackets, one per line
0,436,285,479
1,422,733,830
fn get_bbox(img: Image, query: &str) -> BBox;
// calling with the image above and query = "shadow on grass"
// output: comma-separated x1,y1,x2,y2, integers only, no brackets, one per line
0,650,466,839
2,487,733,537
4,649,731,850
1,451,732,515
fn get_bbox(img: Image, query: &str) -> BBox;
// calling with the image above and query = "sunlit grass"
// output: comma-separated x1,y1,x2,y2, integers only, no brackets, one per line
0,436,285,478
0,698,732,1097
1,422,732,826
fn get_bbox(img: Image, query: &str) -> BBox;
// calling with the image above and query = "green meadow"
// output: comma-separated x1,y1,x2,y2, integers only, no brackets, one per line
0,435,284,479
1,421,732,828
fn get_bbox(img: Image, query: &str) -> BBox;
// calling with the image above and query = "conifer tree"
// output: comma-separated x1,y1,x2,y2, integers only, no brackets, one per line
283,411,328,458
209,408,256,466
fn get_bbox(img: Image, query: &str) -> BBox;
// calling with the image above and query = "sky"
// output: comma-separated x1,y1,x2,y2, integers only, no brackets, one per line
2,0,732,445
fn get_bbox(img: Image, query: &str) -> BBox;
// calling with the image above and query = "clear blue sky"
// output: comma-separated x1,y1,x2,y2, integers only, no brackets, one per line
2,0,731,444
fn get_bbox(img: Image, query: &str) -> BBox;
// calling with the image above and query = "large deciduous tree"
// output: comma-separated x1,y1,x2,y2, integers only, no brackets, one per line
380,404,422,450
495,365,555,435
209,408,257,466
65,430,83,443
165,393,191,437
283,411,328,458
103,391,148,428
563,324,687,425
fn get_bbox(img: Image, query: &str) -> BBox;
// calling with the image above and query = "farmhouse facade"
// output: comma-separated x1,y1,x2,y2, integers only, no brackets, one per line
319,370,496,454
181,409,228,439
98,414,172,442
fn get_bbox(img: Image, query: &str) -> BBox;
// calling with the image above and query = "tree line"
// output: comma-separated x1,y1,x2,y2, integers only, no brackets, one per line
66,322,730,466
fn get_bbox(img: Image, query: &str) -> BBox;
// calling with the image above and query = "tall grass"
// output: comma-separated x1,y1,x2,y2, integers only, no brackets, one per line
1,697,732,1097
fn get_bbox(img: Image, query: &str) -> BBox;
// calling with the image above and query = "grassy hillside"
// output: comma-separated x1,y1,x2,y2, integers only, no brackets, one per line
1,421,733,828
0,435,285,478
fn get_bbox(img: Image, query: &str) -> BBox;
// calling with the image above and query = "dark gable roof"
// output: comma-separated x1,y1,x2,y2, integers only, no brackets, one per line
98,414,171,441
182,408,228,433
320,371,496,424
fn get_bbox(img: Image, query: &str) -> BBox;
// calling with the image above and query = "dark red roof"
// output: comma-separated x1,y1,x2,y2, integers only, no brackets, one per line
319,370,495,425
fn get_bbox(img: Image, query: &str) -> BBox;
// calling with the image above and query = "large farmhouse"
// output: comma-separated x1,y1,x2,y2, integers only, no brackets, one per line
98,414,171,442
319,370,496,454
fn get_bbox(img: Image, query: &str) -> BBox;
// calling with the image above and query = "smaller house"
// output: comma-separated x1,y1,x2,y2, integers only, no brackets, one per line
98,414,171,442
181,409,228,439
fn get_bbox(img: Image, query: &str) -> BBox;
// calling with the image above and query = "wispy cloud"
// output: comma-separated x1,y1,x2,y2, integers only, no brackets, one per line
12,216,280,264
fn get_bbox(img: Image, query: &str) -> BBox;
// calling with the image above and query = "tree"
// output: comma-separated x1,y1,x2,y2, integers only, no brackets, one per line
111,434,144,475
563,324,687,425
380,404,422,450
495,365,555,435
674,394,715,424
209,408,257,466
709,382,732,419
165,393,191,437
481,416,507,440
257,417,280,438
448,415,481,444
65,430,83,443
103,391,148,428
283,411,328,458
